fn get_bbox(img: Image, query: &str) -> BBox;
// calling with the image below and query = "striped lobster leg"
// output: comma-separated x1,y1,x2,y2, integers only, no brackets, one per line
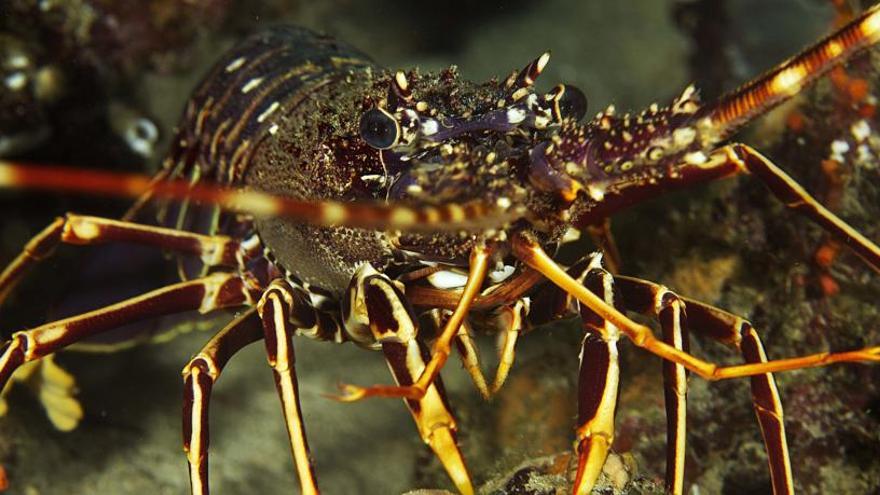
615,276,793,494
256,279,339,495
701,144,880,272
182,309,264,495
600,277,692,494
570,259,624,495
347,264,474,495
423,309,491,400
336,246,492,403
615,275,794,495
0,214,241,307
0,272,254,406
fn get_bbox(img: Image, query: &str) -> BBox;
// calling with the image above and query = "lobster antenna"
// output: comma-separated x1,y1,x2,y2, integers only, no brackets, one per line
707,3,880,140
0,161,521,232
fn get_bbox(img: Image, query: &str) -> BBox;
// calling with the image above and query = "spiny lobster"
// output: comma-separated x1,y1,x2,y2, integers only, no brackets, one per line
2,3,880,495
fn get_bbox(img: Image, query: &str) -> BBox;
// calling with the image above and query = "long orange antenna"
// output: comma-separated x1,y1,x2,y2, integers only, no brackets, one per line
0,161,521,232
708,2,880,139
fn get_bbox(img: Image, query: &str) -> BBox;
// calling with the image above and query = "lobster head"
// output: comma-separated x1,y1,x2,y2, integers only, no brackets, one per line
356,53,710,261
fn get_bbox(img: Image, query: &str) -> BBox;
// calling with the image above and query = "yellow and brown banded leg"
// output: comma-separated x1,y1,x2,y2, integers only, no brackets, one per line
490,298,530,395
182,309,264,495
428,297,533,400
658,294,689,494
615,276,794,495
712,143,880,272
585,218,623,273
613,280,690,494
513,233,880,381
0,272,253,394
0,214,240,306
355,269,473,495
571,261,623,495
337,245,491,401
425,309,491,400
256,280,326,495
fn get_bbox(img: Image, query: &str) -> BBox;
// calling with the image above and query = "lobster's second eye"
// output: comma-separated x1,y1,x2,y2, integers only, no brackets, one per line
359,108,400,149
552,84,588,122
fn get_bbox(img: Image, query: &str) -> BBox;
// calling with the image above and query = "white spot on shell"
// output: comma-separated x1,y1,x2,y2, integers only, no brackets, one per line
359,174,385,183
421,119,439,136
672,127,697,148
562,227,581,243
506,107,527,124
241,77,263,94
225,57,246,73
257,101,280,123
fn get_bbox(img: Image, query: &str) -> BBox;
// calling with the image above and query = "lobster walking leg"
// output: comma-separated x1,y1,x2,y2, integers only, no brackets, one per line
615,275,794,495
337,245,491,401
513,233,880,380
0,214,240,306
0,272,253,392
658,293,689,494
608,281,691,495
584,219,622,273
435,311,491,400
182,309,264,495
490,298,529,395
572,263,622,495
256,280,326,495
355,268,473,495
717,143,880,271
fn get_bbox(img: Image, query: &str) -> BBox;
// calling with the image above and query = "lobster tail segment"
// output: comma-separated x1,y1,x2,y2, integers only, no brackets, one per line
705,2,880,141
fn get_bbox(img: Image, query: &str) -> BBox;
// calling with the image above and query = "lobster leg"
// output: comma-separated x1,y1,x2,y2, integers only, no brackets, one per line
636,286,690,495
355,268,473,495
615,275,794,495
490,298,530,395
718,143,880,271
657,292,689,495
0,214,240,306
0,272,252,396
614,280,691,495
437,311,491,400
337,245,491,401
182,308,264,495
256,280,328,495
513,233,880,380
571,262,623,495
585,219,622,273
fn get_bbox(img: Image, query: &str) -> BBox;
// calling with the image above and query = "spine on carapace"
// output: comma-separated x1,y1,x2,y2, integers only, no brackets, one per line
707,3,880,140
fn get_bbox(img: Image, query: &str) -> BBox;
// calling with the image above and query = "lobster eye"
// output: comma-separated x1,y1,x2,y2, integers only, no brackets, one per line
359,108,400,149
552,84,588,122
